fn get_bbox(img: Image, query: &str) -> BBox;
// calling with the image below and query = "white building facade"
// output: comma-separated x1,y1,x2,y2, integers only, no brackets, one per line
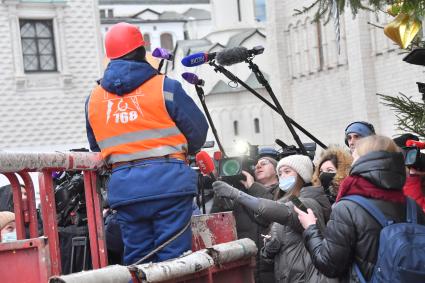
98,0,213,53
266,0,425,147
0,0,103,150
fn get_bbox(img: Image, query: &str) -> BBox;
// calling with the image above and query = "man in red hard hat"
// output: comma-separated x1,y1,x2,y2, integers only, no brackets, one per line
85,22,208,265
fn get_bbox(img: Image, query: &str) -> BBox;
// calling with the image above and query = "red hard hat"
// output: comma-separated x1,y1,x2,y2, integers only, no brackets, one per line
105,22,145,59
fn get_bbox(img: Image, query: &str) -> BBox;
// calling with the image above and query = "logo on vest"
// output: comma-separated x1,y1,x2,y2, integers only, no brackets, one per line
106,97,143,124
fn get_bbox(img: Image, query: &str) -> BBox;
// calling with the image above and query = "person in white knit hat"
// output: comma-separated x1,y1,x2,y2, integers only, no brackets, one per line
0,211,16,243
213,154,335,283
276,154,314,194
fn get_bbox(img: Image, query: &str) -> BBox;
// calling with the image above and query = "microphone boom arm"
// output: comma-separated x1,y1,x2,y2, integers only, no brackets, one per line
194,84,227,157
246,59,308,154
209,61,327,150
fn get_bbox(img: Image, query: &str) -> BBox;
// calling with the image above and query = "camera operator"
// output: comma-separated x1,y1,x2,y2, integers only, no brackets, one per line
393,134,425,212
211,154,279,283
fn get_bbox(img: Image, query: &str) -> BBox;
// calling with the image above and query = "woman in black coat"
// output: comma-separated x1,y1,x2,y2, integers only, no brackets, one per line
295,135,425,282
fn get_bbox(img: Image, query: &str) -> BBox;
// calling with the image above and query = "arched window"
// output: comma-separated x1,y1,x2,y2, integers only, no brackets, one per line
160,33,173,50
254,118,260,133
233,121,239,136
143,33,151,52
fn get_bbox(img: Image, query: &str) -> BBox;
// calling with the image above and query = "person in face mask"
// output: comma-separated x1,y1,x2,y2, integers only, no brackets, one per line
312,146,353,204
213,155,336,283
0,211,16,243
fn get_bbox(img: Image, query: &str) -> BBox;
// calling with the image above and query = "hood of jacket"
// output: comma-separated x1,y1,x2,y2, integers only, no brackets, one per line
350,151,406,190
101,60,157,96
312,146,353,198
300,186,331,208
300,185,332,222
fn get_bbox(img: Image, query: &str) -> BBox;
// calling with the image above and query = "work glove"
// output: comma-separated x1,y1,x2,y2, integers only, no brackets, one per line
212,181,240,200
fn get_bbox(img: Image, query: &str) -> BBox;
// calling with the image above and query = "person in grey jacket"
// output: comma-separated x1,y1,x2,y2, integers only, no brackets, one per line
213,154,336,283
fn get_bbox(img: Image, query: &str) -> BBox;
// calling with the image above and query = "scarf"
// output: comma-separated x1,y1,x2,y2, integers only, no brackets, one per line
336,175,405,203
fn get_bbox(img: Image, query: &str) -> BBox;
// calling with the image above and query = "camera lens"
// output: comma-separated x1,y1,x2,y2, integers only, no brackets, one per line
221,159,241,176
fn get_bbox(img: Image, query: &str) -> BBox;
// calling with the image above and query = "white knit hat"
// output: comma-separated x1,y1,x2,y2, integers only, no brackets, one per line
0,211,15,230
277,154,313,183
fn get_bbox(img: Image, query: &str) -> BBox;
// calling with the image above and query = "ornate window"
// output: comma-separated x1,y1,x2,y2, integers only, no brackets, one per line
20,20,57,72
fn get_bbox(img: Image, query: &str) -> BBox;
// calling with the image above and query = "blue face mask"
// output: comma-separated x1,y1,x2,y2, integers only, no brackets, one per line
279,176,297,192
1,231,17,243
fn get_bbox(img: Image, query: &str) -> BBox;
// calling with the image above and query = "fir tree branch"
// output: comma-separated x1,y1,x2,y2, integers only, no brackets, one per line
377,92,425,138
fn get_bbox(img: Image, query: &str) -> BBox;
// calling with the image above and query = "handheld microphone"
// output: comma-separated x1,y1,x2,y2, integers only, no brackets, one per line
406,139,425,149
152,47,174,61
216,46,265,66
181,52,216,67
181,72,205,86
195,151,216,180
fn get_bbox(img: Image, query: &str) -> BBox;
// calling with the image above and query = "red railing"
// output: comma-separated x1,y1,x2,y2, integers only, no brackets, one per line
0,151,107,283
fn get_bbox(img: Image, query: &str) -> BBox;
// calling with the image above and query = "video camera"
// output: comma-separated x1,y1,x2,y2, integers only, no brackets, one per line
404,147,425,170
403,48,425,102
217,140,317,183
402,139,425,170
218,143,258,183
277,142,317,160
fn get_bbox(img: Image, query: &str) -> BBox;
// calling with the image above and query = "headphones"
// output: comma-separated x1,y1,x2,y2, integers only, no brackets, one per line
344,121,375,146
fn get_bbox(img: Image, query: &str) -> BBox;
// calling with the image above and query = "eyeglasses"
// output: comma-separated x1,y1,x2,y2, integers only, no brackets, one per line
257,159,272,167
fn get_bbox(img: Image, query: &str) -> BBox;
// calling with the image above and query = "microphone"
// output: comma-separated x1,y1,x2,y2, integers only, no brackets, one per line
406,139,425,149
181,52,216,67
195,151,216,180
216,46,265,66
181,72,205,86
152,47,174,61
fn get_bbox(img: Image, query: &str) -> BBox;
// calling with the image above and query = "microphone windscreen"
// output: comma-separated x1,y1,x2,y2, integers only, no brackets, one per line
152,47,173,60
182,72,199,85
181,52,207,67
216,47,250,66
196,151,215,175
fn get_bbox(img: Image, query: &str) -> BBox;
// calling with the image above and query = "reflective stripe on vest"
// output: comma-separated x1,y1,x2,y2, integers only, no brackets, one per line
87,75,188,164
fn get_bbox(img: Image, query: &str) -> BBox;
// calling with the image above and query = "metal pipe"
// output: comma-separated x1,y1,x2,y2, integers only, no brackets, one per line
48,265,131,283
0,152,103,173
49,238,257,283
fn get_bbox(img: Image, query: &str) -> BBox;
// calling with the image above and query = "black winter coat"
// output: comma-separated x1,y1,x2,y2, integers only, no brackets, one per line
302,151,425,282
259,186,337,283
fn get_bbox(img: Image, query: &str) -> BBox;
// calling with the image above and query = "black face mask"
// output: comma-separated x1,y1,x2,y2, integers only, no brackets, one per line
319,172,336,191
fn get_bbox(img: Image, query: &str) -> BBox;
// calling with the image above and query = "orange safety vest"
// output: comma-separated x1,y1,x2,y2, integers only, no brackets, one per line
87,75,188,164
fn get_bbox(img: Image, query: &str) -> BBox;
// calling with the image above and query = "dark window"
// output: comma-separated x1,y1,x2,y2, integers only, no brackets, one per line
160,33,173,50
107,9,114,18
316,21,324,71
20,19,57,73
143,33,151,52
100,9,106,18
254,0,266,22
233,121,239,136
254,118,260,133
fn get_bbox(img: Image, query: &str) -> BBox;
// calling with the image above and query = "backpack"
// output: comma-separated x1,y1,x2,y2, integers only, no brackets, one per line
342,195,425,283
